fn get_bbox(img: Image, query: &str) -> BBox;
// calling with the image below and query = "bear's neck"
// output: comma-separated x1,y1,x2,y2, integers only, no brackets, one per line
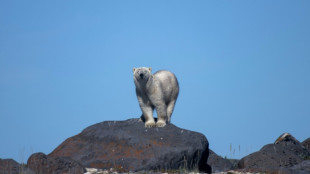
145,75,153,90
137,76,153,91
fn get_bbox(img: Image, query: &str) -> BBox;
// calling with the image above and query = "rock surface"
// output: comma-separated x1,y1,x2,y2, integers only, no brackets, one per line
27,152,85,174
238,133,310,173
274,133,300,144
48,118,211,173
208,150,236,173
0,158,34,174
0,158,20,174
303,138,310,152
282,160,310,174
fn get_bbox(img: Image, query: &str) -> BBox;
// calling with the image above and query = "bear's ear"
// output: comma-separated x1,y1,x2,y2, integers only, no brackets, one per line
133,68,136,73
148,67,152,72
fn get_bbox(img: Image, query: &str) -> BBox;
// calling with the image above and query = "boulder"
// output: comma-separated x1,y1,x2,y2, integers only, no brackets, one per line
0,158,33,174
238,133,310,173
303,138,310,152
274,133,300,144
48,118,211,173
27,152,85,174
208,150,236,172
0,159,20,174
286,160,310,174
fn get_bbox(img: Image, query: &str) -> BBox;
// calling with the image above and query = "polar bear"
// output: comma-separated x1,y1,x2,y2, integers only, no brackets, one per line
133,67,179,128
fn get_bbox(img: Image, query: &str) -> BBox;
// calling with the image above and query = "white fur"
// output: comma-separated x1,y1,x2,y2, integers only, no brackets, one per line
133,67,179,127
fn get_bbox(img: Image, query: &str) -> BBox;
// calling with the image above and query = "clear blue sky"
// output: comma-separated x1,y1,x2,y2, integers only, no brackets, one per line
1,1,310,163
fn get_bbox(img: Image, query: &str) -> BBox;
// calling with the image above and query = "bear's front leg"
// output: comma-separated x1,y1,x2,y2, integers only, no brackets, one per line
145,119,156,128
155,104,168,127
141,106,156,128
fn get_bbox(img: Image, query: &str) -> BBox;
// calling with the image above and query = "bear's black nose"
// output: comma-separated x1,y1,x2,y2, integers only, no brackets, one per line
140,73,144,78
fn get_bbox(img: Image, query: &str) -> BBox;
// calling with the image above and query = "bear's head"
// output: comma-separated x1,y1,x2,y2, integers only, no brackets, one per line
133,67,152,82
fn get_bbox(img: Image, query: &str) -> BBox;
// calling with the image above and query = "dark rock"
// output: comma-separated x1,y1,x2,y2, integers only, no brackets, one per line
267,160,310,174
238,133,310,173
27,152,85,174
274,133,300,145
208,150,236,172
0,158,20,174
48,118,211,173
0,158,34,174
303,138,310,152
286,160,310,174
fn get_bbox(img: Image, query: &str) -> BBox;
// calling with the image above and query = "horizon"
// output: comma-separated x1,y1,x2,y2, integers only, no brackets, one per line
1,1,310,163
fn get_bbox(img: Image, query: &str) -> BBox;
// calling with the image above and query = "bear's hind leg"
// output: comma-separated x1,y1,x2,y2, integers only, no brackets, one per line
167,100,176,123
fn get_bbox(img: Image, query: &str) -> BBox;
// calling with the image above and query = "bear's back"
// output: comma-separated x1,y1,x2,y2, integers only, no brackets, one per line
153,70,177,83
153,70,179,100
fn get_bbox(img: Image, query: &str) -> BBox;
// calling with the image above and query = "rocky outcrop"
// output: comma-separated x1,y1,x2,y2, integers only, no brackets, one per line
238,133,310,173
27,152,85,174
208,150,237,173
303,138,310,152
0,158,33,174
48,118,211,173
0,159,20,174
208,150,236,173
285,160,310,174
274,133,300,144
